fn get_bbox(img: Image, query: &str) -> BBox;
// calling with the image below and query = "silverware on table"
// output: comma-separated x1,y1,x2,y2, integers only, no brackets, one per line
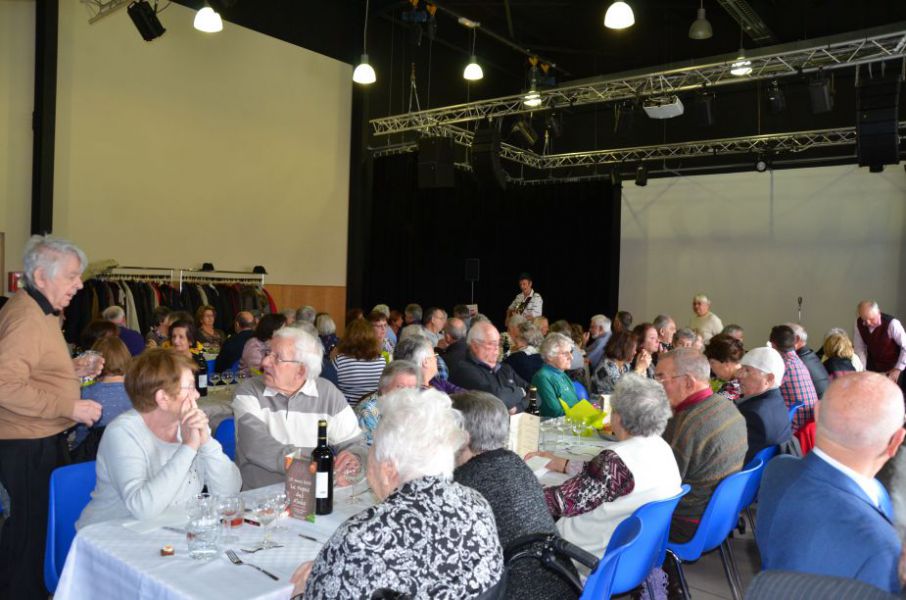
240,544,284,554
225,549,279,581
297,533,326,544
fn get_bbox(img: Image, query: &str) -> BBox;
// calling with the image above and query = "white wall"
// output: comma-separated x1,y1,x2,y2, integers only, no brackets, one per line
3,1,351,287
620,164,906,346
0,0,36,279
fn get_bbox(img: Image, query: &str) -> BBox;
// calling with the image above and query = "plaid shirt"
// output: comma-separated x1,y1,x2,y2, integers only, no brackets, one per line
780,350,818,431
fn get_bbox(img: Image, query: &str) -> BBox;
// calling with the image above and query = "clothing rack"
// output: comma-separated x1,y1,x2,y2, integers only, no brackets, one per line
178,269,265,291
95,267,175,283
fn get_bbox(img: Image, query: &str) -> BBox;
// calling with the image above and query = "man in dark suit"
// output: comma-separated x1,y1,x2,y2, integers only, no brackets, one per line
449,321,527,413
735,346,792,463
439,317,468,372
757,372,905,594
214,311,255,372
788,322,830,398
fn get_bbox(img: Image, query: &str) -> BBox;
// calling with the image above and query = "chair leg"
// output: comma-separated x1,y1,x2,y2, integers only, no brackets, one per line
744,506,756,533
666,550,691,599
717,540,742,600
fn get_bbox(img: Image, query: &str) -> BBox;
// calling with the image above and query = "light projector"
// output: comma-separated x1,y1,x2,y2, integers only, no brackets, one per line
642,96,685,119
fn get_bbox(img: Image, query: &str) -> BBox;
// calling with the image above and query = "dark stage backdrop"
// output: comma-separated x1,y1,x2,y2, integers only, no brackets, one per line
358,154,621,328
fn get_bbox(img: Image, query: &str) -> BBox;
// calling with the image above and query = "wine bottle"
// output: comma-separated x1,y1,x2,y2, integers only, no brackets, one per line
196,368,208,397
312,419,334,515
528,386,540,416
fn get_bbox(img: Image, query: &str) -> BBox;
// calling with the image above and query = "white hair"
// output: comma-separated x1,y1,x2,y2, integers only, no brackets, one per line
271,326,323,380
393,336,433,373
467,321,497,345
295,305,317,324
371,304,390,318
590,314,611,332
693,293,710,304
379,360,421,390
22,235,87,287
102,305,125,322
611,374,672,437
399,324,424,342
374,389,467,483
540,332,573,363
315,313,336,336
662,347,711,383
786,322,808,345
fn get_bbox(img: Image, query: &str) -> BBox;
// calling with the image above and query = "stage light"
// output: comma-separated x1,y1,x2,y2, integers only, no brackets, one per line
688,1,712,40
193,5,223,33
604,2,634,30
755,156,770,172
353,0,376,84
127,1,165,42
635,164,648,186
463,28,483,81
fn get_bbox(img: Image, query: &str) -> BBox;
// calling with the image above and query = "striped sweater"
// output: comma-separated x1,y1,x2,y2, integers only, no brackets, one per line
332,354,387,407
662,391,747,524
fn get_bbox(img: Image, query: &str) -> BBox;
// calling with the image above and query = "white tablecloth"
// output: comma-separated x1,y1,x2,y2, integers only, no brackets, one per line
55,483,374,600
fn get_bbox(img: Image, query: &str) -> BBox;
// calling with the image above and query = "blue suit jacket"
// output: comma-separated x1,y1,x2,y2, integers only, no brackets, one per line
756,452,902,594
737,387,791,463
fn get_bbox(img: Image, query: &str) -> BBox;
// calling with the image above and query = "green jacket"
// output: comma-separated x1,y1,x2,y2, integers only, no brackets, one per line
531,364,579,418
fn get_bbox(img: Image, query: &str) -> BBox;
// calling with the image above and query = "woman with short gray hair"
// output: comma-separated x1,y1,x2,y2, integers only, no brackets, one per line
453,391,579,600
294,389,504,599
531,332,580,418
530,374,682,560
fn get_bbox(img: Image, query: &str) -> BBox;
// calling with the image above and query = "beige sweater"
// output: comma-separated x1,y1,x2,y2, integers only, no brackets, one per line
0,290,77,439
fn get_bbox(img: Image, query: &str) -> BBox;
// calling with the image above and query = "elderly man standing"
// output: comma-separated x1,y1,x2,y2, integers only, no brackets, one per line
787,322,830,398
770,325,819,432
854,300,906,391
0,236,103,599
507,273,543,321
735,347,793,463
585,315,612,371
757,372,905,593
688,294,723,343
655,348,747,542
450,321,528,413
233,327,361,489
101,305,145,356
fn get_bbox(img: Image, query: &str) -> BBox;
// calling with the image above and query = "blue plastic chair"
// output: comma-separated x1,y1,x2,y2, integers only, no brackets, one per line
215,417,236,461
45,461,97,593
738,448,774,534
666,460,764,600
573,380,590,401
579,516,643,600
787,401,804,423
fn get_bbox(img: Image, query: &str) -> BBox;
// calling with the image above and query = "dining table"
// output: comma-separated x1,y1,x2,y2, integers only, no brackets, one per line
54,483,375,600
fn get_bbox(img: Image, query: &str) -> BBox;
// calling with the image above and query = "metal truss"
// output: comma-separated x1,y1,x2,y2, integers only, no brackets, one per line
81,0,130,24
370,23,906,137
370,123,905,172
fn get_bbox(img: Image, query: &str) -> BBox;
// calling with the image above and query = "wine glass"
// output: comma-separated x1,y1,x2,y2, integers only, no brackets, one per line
209,372,221,388
271,491,290,534
251,496,279,549
217,495,242,544
221,370,234,391
340,445,369,504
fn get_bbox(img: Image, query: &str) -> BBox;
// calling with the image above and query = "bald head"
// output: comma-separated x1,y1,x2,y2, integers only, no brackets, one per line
818,372,904,453
235,311,255,331
857,300,882,328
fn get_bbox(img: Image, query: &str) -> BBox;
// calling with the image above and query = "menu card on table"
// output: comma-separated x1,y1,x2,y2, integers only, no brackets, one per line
507,412,540,457
285,449,315,520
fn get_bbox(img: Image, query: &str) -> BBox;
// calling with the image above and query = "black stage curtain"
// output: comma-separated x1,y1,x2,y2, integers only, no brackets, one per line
360,154,621,328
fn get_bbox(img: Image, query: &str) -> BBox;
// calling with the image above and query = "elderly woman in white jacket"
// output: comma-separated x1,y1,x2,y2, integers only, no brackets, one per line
77,348,240,528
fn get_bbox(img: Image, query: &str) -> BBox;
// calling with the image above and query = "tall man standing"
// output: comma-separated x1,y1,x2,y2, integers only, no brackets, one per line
0,236,103,599
688,294,723,344
854,300,906,393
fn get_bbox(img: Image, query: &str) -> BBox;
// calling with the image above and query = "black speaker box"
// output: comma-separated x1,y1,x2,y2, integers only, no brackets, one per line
808,79,834,114
857,75,901,168
127,1,166,41
417,137,455,189
470,127,507,190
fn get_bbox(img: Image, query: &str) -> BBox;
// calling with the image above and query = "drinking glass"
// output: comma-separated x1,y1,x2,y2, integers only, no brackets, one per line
186,493,220,559
251,496,279,549
221,371,234,390
217,495,242,544
209,372,221,387
75,350,103,385
340,444,369,504
271,491,290,533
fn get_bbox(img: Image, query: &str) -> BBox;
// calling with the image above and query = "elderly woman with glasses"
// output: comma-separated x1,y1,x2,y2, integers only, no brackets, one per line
292,389,504,599
529,375,681,561
532,332,580,418
76,349,241,528
453,391,579,600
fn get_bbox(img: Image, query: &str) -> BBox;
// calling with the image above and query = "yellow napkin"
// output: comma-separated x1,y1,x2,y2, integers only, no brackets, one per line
559,399,610,434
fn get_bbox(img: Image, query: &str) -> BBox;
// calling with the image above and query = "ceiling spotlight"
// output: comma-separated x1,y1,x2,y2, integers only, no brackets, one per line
463,29,483,81
604,1,634,30
523,91,542,108
193,5,223,33
767,80,786,113
353,0,376,84
127,0,166,41
635,164,648,186
754,155,770,172
688,1,712,40
731,53,752,76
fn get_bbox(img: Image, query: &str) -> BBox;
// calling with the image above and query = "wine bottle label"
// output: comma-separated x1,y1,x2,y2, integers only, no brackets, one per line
198,374,207,388
315,472,329,498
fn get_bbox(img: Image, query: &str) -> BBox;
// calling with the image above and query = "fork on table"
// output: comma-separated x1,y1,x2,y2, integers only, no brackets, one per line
225,549,279,581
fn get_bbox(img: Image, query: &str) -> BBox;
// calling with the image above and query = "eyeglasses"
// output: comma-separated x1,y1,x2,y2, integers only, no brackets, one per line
653,372,683,383
262,350,302,365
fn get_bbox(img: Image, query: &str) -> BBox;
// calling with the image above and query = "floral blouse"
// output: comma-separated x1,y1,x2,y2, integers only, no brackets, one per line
591,358,631,394
544,449,635,519
304,476,504,600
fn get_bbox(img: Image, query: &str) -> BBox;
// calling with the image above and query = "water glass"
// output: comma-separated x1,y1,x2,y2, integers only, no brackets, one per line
217,495,242,544
221,371,234,388
251,496,279,549
209,372,221,387
76,350,103,385
186,493,221,559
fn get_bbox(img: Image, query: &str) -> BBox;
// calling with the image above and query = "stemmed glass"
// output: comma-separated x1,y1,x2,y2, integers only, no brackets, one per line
271,491,290,534
209,372,221,388
221,370,234,392
341,445,369,504
251,496,279,549
217,495,242,544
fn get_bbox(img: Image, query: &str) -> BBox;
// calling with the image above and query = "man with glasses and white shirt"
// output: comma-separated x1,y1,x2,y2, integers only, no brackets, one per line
232,327,362,489
449,322,527,414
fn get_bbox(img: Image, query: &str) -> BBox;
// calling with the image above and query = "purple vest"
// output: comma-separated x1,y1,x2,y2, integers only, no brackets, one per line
857,313,900,372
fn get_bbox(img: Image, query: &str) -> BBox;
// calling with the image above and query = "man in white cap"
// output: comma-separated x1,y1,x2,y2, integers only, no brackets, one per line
735,347,793,463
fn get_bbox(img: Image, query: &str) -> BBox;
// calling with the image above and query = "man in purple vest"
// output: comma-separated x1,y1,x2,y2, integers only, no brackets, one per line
854,300,906,393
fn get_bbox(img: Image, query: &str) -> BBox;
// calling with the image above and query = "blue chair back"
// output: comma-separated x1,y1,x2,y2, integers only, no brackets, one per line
668,460,763,560
580,516,642,600
215,417,236,461
45,461,97,593
739,446,776,510
606,484,691,594
787,401,804,423
573,380,589,401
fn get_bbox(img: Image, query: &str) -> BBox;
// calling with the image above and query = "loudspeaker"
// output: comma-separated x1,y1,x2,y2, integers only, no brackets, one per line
857,73,901,169
808,78,834,114
465,259,480,282
470,127,507,190
127,1,165,41
417,137,455,189
694,94,714,127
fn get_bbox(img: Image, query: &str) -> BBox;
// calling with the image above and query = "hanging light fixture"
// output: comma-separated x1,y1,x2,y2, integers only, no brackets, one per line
688,0,712,40
730,27,752,76
604,1,635,30
463,28,483,81
193,4,223,33
353,0,377,84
